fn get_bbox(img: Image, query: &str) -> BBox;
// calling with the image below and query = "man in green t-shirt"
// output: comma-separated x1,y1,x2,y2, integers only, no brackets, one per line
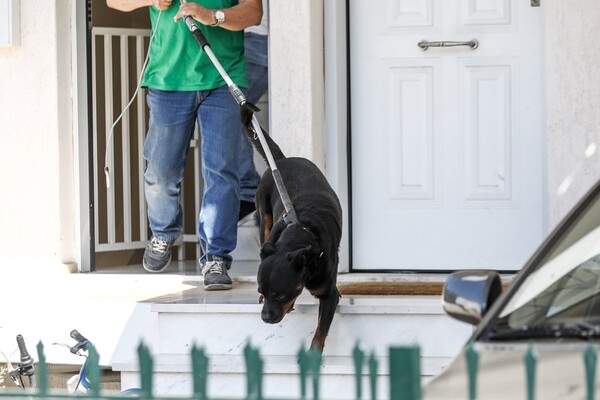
107,0,262,290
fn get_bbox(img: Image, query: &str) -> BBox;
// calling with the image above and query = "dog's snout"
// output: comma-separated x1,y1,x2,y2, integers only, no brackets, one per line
261,308,283,324
260,310,277,324
262,309,274,323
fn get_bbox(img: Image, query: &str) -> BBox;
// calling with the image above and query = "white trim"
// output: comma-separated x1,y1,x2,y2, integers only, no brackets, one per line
324,0,349,273
0,0,19,46
93,27,150,36
72,1,92,271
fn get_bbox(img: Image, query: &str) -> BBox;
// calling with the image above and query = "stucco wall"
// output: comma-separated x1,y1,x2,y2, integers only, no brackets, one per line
545,1,600,229
0,0,74,264
269,0,325,168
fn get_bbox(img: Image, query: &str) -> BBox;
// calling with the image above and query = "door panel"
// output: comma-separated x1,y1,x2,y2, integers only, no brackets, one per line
389,65,434,199
350,0,543,270
460,59,515,205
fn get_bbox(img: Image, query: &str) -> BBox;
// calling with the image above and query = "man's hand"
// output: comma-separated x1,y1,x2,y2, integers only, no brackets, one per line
173,0,262,31
174,2,213,25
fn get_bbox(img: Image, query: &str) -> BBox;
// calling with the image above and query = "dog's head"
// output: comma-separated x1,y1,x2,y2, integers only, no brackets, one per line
257,228,320,324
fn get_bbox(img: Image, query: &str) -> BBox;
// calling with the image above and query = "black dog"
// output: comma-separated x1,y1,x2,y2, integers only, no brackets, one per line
240,103,342,352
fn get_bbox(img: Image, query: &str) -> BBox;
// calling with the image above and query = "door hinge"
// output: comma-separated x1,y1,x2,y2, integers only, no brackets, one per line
531,0,540,6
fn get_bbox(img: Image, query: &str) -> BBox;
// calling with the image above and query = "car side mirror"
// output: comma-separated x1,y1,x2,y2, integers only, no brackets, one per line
442,270,502,325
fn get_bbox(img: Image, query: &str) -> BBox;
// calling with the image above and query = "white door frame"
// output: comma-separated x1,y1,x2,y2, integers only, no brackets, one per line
324,0,350,272
72,0,93,272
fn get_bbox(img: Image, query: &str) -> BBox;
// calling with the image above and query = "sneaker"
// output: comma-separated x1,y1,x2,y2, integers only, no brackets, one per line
143,237,174,273
201,257,233,291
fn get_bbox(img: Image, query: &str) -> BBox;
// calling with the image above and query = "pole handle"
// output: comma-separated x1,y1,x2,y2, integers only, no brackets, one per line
182,15,211,48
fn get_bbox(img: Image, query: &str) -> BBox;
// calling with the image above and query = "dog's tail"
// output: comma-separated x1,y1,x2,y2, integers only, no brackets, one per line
240,102,286,162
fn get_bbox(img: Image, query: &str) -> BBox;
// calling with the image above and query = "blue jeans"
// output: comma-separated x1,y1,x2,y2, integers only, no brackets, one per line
238,32,269,198
244,32,268,103
144,86,246,264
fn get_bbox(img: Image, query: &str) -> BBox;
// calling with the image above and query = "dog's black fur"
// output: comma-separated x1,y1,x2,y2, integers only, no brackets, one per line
240,103,342,352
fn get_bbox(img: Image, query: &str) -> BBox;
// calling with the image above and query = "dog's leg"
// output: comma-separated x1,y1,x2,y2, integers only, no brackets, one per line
310,288,341,352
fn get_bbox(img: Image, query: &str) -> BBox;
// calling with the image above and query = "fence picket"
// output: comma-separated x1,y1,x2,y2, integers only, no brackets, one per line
191,345,208,400
35,342,48,396
368,353,377,400
389,346,421,400
244,342,263,400
524,344,536,400
585,342,597,400
352,343,364,400
138,342,153,398
298,347,308,400
87,345,102,397
465,342,479,400
307,347,322,400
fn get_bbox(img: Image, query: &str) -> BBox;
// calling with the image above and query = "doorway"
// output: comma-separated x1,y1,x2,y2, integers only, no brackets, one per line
90,3,202,269
349,0,545,271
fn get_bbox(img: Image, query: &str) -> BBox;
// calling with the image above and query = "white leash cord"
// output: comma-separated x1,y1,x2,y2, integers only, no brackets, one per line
103,10,163,189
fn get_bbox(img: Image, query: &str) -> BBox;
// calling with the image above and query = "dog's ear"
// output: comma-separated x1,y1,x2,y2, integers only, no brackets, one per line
260,242,276,259
286,245,313,270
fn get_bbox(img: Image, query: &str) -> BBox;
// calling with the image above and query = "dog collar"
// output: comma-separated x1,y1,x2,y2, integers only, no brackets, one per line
297,225,323,258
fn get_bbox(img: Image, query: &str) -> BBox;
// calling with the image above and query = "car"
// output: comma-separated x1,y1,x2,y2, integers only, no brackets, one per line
423,179,600,400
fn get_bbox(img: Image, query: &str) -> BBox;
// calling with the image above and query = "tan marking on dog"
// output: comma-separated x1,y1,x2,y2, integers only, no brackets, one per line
311,316,326,351
263,213,273,242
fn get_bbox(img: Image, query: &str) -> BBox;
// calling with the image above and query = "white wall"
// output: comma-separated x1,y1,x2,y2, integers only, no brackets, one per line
0,0,75,265
269,0,325,168
545,1,600,229
269,0,351,270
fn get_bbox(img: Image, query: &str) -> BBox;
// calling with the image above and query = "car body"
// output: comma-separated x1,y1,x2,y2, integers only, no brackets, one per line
424,180,600,399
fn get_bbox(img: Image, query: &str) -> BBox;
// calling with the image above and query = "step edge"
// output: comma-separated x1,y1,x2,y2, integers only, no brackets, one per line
151,302,445,315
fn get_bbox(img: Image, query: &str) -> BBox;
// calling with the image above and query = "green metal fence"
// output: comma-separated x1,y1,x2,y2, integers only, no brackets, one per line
0,342,421,400
4,342,597,400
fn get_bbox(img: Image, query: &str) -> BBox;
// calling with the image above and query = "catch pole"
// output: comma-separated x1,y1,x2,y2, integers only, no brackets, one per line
182,15,298,225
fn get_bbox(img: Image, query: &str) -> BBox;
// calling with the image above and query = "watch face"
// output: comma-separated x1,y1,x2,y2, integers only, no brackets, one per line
216,10,225,22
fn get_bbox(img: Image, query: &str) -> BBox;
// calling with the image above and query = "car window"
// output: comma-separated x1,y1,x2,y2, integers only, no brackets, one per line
492,187,600,331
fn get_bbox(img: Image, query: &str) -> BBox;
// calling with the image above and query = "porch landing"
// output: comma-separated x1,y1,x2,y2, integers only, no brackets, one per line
0,260,470,395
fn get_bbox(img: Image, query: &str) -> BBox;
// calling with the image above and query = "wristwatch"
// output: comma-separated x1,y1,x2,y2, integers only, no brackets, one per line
212,10,225,27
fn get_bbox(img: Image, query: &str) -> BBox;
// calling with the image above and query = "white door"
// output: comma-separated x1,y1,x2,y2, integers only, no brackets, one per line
350,0,544,271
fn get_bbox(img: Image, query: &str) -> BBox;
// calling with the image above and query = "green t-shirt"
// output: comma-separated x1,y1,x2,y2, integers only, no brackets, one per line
143,0,247,91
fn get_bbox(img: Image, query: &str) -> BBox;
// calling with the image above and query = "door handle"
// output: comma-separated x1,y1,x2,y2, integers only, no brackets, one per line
418,39,479,51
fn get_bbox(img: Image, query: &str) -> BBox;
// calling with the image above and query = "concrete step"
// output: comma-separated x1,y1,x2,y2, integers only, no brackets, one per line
112,291,472,397
115,353,450,399
150,295,470,358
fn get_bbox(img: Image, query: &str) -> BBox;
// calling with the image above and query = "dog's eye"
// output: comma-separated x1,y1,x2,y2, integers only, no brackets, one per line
275,294,286,302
